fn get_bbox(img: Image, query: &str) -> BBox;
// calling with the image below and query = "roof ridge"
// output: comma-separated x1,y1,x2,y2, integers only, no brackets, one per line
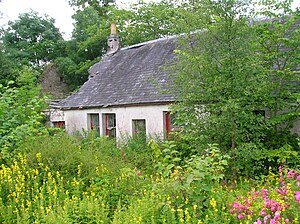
120,35,178,51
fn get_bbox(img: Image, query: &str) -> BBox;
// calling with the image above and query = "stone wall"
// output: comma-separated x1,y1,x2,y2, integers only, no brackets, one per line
40,63,69,99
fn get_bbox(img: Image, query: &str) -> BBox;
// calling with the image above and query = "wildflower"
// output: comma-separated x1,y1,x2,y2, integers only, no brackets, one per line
274,211,280,220
193,204,198,211
296,175,300,181
297,182,300,187
260,209,266,217
210,198,217,209
295,192,300,202
254,218,262,224
276,186,287,195
136,171,141,175
237,214,243,219
287,170,297,178
284,219,289,223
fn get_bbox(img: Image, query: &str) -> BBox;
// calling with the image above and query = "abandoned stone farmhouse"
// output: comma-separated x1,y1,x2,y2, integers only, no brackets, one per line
50,25,177,139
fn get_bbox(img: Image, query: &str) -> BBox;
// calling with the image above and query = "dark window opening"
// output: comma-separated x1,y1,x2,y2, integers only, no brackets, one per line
164,111,176,138
132,119,146,140
88,113,100,134
254,110,266,118
53,121,65,129
103,113,116,138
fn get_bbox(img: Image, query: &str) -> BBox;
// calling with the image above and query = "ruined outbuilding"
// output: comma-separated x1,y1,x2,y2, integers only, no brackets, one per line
40,63,69,99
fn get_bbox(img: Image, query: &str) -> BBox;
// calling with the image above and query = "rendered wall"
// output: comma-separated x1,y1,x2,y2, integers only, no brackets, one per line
63,104,170,139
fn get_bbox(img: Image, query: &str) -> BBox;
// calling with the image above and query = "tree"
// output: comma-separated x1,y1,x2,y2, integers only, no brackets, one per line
1,11,65,69
173,0,270,179
0,44,15,85
68,0,116,17
114,1,188,46
55,6,108,90
56,0,200,90
255,0,300,147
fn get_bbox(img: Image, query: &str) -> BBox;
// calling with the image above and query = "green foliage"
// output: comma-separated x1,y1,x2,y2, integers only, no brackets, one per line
0,128,299,223
173,0,269,150
149,139,183,177
56,1,202,90
21,131,124,181
172,0,300,179
0,67,46,161
255,0,300,133
1,11,64,70
0,44,15,85
68,0,116,15
184,144,230,209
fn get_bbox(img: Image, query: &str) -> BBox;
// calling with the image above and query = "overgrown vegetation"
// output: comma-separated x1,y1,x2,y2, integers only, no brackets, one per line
0,0,299,223
0,131,299,223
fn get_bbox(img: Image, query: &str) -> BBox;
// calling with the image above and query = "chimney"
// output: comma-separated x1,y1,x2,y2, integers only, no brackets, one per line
107,23,120,55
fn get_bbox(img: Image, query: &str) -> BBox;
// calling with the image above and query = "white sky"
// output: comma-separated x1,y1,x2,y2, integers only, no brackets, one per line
0,0,160,39
0,0,299,40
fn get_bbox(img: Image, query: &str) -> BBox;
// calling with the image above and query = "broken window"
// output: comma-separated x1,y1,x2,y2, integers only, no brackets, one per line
88,113,100,134
132,119,146,140
103,113,116,138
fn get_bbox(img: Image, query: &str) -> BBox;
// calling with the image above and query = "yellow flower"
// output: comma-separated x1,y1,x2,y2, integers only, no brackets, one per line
210,198,217,209
193,204,198,211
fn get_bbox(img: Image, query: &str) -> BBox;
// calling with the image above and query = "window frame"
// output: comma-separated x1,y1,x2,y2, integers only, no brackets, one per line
132,119,146,140
103,113,116,139
87,113,100,134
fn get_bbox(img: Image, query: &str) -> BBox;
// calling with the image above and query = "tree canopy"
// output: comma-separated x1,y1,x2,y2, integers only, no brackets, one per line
172,0,300,177
1,11,64,69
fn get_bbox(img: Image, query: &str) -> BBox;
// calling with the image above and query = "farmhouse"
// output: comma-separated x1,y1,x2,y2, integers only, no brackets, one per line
51,23,300,139
51,24,177,139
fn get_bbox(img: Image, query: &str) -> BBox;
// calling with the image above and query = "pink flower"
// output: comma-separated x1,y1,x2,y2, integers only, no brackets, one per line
295,192,300,202
136,171,141,175
260,209,266,217
264,216,269,224
296,175,300,180
274,211,281,220
237,214,243,219
287,170,297,178
276,187,287,195
298,182,300,187
255,218,262,224
233,201,239,208
285,219,289,223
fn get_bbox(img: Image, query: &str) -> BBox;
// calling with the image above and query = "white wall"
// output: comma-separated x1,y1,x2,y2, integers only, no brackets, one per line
63,104,170,139
49,108,64,122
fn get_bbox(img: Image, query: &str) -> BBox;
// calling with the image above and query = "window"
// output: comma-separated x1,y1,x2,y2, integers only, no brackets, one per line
132,119,146,140
164,111,176,138
53,121,65,128
103,114,116,138
88,113,100,134
254,110,266,118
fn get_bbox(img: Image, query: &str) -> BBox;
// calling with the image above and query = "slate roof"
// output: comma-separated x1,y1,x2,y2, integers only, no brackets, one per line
59,36,178,109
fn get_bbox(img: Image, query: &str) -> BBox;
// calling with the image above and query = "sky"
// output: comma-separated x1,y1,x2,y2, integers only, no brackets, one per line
0,0,160,39
0,0,299,39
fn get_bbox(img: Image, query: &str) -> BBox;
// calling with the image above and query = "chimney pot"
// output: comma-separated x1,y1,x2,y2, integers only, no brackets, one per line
107,23,120,55
111,23,117,35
